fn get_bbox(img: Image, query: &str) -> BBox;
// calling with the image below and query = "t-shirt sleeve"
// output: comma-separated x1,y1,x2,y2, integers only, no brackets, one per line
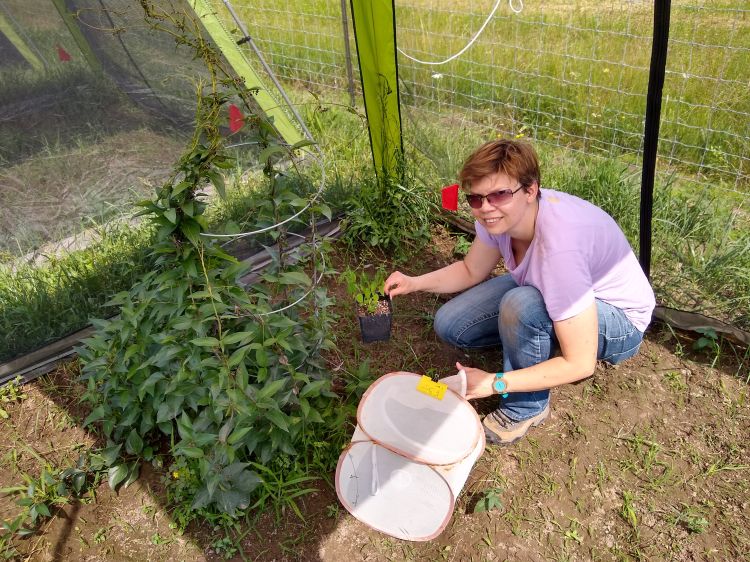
537,249,595,321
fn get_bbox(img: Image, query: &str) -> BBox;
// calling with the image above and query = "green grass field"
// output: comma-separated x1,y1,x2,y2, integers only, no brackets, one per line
225,0,749,187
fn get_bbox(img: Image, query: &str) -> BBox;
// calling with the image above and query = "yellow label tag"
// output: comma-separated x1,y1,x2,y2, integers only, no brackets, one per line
416,375,447,401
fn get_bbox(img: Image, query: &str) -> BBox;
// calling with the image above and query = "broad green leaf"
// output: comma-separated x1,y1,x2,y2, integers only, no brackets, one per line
208,171,226,199
108,464,129,490
290,139,317,150
227,426,252,445
164,208,177,224
279,271,311,286
180,447,205,459
257,378,287,400
83,406,105,427
180,218,201,247
125,429,144,455
316,203,333,221
123,463,141,488
190,337,220,347
265,408,289,432
300,379,328,398
172,180,190,196
258,145,287,163
222,331,255,345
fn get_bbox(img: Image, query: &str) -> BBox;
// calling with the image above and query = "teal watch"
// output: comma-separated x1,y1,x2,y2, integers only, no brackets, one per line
493,372,509,398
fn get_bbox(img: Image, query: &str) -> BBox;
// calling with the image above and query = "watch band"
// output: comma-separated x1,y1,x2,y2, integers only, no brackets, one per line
493,372,509,398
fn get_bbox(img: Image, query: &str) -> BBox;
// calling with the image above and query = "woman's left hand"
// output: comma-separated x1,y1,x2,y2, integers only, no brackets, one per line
455,362,496,400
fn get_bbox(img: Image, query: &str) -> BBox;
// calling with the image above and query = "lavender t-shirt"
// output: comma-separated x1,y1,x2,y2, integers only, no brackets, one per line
475,188,655,332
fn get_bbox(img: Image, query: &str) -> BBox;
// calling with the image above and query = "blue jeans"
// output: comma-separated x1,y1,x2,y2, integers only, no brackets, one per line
433,274,644,422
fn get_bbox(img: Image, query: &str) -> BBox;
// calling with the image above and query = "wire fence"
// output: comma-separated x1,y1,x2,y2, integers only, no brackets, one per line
223,0,749,331
233,0,748,194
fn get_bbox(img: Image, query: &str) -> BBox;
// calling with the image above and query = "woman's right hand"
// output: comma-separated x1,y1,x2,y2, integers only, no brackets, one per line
383,271,417,298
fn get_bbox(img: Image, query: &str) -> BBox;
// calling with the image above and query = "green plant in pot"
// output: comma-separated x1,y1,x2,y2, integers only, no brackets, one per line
342,267,392,343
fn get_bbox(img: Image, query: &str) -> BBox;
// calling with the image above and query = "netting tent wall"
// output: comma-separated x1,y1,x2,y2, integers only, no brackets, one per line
220,0,749,338
0,0,304,364
0,0,202,249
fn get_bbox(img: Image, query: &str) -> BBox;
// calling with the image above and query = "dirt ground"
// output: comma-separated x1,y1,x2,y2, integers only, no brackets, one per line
1,226,748,561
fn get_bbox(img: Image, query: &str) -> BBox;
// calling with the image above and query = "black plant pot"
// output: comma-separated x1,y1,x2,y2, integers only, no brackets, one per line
357,297,393,343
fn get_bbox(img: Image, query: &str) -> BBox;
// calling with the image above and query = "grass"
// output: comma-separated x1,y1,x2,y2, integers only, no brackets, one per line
228,0,749,186
0,221,156,363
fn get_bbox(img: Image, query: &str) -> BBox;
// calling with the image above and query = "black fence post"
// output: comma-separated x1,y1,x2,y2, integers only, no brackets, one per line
639,0,672,279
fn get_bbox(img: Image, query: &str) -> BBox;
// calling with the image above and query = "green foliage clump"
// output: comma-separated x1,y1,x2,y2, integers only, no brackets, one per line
78,109,337,516
0,224,155,363
342,170,433,257
1,450,108,542
342,267,387,315
77,3,343,519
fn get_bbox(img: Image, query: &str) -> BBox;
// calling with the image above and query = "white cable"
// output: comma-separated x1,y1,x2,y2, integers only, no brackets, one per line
396,0,507,66
509,0,524,14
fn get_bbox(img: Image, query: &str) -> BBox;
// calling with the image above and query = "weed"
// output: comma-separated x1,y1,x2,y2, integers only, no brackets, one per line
325,503,340,519
620,491,638,530
662,370,688,393
343,359,378,400
341,168,432,259
667,504,709,534
452,234,472,256
538,473,560,496
150,532,172,546
473,487,504,513
693,328,722,367
0,377,27,419
92,527,108,544
564,519,584,545
249,460,319,523
210,535,238,560
0,535,18,561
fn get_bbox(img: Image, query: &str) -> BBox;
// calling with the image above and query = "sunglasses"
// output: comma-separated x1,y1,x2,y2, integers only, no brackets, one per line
465,185,525,209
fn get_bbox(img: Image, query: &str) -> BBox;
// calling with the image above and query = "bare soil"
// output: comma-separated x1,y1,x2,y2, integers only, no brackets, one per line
1,226,748,561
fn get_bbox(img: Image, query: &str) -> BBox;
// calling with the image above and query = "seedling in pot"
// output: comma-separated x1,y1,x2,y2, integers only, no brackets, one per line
342,267,389,316
342,267,392,343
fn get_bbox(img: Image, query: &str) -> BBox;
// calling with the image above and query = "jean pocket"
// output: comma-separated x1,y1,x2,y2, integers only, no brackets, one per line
602,340,642,365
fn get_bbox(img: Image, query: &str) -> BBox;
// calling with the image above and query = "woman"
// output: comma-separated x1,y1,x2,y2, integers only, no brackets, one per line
384,139,655,445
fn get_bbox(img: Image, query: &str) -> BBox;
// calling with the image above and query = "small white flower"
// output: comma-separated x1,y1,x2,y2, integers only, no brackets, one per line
432,73,443,79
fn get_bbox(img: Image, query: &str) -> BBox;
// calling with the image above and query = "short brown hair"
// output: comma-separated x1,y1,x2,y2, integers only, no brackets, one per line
458,139,540,192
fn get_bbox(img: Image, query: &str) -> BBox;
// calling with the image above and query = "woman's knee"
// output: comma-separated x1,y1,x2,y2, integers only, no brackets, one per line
499,286,549,330
433,301,460,346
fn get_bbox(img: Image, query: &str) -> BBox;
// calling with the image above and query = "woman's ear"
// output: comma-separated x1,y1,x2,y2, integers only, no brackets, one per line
525,181,540,200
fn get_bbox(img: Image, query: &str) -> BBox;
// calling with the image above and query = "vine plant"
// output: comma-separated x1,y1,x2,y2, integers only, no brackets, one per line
77,2,338,517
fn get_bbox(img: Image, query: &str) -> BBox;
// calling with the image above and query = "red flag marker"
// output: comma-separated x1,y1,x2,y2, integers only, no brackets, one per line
228,104,244,133
441,183,459,211
57,45,71,62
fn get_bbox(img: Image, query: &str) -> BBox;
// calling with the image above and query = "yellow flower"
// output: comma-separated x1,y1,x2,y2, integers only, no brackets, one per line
172,471,180,479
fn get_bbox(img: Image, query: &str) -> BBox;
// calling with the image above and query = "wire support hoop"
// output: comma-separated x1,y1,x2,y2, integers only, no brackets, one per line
201,148,326,240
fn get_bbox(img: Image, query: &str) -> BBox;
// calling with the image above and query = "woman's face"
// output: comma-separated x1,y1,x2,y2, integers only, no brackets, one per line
467,172,538,238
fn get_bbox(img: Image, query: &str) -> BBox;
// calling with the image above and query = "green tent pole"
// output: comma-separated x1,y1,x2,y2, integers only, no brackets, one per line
0,10,45,71
188,0,304,147
50,0,103,73
349,0,403,179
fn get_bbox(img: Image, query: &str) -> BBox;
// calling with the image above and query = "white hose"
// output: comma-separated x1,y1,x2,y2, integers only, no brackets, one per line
396,0,511,66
